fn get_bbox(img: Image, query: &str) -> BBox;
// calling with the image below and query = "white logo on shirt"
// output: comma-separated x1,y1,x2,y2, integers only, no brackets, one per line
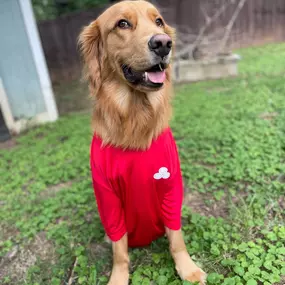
153,167,170,180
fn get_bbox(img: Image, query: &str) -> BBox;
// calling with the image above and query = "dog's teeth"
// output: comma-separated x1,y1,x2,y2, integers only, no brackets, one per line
159,64,163,71
144,72,148,81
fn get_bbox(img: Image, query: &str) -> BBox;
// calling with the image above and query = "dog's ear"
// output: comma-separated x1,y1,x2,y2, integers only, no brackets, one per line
78,20,105,94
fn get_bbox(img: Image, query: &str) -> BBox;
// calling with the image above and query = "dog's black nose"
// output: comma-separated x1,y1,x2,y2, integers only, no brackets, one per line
148,34,172,58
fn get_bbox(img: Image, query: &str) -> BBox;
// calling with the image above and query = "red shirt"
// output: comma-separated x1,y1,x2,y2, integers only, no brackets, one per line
90,127,183,247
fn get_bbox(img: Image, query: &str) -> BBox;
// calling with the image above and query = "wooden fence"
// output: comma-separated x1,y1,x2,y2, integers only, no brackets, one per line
157,0,285,50
37,0,285,83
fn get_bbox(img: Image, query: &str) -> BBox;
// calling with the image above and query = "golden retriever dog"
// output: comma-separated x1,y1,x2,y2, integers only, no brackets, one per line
78,1,206,284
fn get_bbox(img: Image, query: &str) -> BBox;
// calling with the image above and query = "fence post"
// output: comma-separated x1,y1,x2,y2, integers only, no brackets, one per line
248,0,255,41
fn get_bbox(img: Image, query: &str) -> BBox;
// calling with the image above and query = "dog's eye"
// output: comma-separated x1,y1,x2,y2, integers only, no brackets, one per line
155,18,164,27
117,19,131,29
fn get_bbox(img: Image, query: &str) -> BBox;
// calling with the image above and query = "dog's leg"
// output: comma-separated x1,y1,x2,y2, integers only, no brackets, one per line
107,234,129,285
166,228,207,285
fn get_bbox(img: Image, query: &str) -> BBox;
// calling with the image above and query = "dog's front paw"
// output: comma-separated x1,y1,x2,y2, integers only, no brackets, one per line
184,267,207,285
107,275,129,285
107,265,129,285
174,251,207,285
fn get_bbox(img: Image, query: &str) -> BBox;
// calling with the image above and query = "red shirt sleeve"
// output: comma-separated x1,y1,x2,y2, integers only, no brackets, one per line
160,137,183,231
91,163,127,242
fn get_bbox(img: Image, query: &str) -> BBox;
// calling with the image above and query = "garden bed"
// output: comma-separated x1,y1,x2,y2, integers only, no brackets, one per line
172,53,241,83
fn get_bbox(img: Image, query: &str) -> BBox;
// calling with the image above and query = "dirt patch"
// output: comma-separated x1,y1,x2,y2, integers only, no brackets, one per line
184,191,229,218
275,276,285,285
88,242,112,276
88,242,110,259
277,174,285,184
0,225,20,244
38,181,74,199
259,112,278,121
183,180,251,219
0,139,17,150
0,232,56,283
278,195,285,209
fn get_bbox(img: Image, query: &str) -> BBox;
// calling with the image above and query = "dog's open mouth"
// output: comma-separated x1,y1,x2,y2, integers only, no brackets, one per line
122,63,167,88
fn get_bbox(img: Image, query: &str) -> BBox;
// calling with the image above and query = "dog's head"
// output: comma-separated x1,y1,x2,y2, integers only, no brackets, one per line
78,0,175,93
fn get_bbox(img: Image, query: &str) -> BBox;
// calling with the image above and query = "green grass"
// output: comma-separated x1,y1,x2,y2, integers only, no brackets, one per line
1,43,285,285
237,43,285,76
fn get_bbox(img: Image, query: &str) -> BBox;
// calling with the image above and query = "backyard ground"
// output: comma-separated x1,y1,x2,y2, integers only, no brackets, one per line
0,43,285,285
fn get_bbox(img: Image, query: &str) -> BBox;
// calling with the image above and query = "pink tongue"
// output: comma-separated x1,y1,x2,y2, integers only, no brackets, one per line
147,71,166,84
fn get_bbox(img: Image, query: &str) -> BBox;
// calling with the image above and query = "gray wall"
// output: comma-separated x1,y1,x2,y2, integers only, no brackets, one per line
0,0,46,120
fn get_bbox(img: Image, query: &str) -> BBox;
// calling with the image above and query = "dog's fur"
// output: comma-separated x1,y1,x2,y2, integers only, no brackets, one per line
78,0,175,150
78,1,206,284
